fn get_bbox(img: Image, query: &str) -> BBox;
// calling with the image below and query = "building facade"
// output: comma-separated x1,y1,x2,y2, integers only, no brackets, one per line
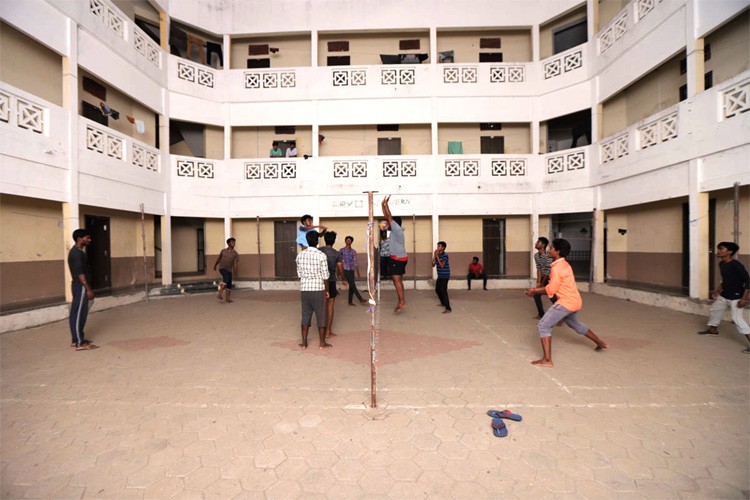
1,0,749,315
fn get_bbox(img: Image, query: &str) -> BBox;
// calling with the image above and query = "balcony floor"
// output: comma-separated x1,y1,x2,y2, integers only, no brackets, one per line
1,289,748,498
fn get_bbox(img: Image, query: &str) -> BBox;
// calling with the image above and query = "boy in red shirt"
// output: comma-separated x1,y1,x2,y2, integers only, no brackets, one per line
467,256,487,290
524,238,608,367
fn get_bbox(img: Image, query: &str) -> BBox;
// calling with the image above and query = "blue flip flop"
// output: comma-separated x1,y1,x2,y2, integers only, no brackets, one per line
487,409,522,421
491,418,508,437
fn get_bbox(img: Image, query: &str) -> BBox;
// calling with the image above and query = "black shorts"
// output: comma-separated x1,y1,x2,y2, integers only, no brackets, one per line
219,269,233,289
388,257,408,276
327,281,338,298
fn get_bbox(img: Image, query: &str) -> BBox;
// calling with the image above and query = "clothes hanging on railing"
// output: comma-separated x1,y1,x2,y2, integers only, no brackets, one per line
100,102,119,120
448,141,464,154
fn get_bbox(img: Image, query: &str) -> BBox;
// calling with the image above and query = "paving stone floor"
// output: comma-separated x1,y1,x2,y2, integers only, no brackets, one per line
1,288,748,499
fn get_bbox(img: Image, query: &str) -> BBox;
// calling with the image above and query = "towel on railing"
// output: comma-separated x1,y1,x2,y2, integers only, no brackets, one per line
448,141,464,154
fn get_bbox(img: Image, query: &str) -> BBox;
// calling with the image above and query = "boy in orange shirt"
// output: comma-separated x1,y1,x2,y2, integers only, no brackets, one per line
524,238,608,367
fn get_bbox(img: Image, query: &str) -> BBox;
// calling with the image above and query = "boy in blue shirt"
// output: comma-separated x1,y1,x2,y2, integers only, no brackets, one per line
432,241,452,313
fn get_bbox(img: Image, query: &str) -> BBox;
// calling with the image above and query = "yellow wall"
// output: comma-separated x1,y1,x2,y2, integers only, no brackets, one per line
598,0,629,27
605,212,628,252
438,217,481,252
539,215,552,241
601,53,685,137
78,206,155,258
79,69,157,147
438,123,531,154
111,0,160,24
232,34,311,69
539,6,587,59
319,125,431,156
232,126,313,158
608,199,684,253
317,218,371,253
318,31,430,66
0,21,63,106
205,219,225,255
0,195,63,262
172,223,198,272
205,125,225,160
705,10,750,87
713,186,750,249
232,218,275,254
506,216,532,251
436,29,532,63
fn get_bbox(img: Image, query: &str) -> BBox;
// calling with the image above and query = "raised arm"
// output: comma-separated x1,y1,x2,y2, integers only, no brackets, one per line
381,195,393,226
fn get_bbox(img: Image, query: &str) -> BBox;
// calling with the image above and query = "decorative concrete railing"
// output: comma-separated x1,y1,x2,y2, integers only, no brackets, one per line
0,88,46,135
244,69,297,89
599,132,630,164
598,10,629,53
87,0,161,68
721,77,750,120
84,120,160,171
491,158,528,176
542,47,583,80
443,157,528,176
333,160,368,178
175,158,214,178
637,109,678,149
442,64,526,84
636,0,665,21
444,158,479,176
331,67,367,87
382,158,417,177
442,65,479,84
243,160,297,179
545,148,586,174
176,59,215,88
381,67,416,85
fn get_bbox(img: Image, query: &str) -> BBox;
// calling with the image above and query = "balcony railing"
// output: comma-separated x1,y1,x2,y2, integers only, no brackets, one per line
87,0,162,68
82,118,160,172
721,77,750,120
545,148,587,174
541,47,584,80
0,87,47,135
596,0,667,54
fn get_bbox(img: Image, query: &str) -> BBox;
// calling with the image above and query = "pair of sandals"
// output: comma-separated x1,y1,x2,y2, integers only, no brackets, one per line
70,340,99,351
487,409,523,437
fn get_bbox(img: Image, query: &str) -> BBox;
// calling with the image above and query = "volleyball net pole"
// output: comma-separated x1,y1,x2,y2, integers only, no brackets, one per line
365,191,378,408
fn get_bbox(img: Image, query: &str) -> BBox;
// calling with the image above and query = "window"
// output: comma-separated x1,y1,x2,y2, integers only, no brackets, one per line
377,124,399,132
327,56,350,66
82,77,106,101
679,84,688,101
480,136,504,154
248,44,269,56
704,43,711,61
704,71,713,90
399,39,420,50
552,19,587,54
328,41,349,52
679,58,687,75
275,126,296,135
480,38,501,49
479,53,503,62
82,101,107,126
247,58,270,68
480,123,502,131
378,138,401,155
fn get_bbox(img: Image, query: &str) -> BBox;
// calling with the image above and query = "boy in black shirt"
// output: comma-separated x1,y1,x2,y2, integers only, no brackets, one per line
68,229,99,351
698,242,750,353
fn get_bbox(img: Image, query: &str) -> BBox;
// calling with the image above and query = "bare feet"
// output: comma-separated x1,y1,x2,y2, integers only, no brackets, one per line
217,293,223,301
348,303,356,307
298,342,307,350
442,309,452,314
531,358,553,367
326,332,337,338
394,303,406,313
594,342,608,351
226,299,233,303
319,343,333,350
532,315,541,320
436,304,444,307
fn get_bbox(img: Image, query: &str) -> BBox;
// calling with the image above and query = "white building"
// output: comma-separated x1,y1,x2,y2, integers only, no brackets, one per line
1,0,748,320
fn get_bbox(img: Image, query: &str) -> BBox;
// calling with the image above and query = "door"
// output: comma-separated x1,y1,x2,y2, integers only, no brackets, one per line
480,136,504,154
274,221,298,278
84,215,111,292
378,138,401,156
196,227,205,273
482,218,505,276
553,19,588,54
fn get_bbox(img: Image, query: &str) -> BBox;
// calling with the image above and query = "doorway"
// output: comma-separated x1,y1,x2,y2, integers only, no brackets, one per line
482,218,506,276
274,221,298,278
551,212,592,280
84,215,112,292
378,138,402,156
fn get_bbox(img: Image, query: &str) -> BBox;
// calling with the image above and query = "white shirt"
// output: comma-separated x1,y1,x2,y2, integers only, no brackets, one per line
285,147,297,157
295,247,329,291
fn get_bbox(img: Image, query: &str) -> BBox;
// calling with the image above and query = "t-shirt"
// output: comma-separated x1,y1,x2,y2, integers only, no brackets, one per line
319,246,341,282
534,252,552,276
719,259,750,300
67,246,90,283
296,226,311,247
218,248,239,272
285,147,297,157
545,258,582,312
388,221,407,259
468,262,484,275
270,147,283,157
379,237,391,257
436,252,451,279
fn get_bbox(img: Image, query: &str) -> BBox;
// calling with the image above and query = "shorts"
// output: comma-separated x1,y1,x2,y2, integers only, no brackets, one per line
327,280,338,299
219,269,233,289
388,257,408,276
301,290,326,328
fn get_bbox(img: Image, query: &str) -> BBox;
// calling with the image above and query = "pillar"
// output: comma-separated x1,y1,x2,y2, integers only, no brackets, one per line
62,18,79,301
591,204,605,283
530,207,539,278
686,37,705,98
689,159,709,299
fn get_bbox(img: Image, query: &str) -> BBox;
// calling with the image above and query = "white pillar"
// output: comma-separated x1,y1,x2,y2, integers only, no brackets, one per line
688,158,708,299
311,30,318,68
429,26,437,65
531,24,540,62
62,18,80,301
223,34,231,69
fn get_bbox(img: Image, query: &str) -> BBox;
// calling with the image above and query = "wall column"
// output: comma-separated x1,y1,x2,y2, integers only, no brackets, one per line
686,37,705,98
223,34,231,69
532,24,540,62
530,205,539,279
62,18,80,301
689,159,709,299
159,11,169,51
591,202,605,284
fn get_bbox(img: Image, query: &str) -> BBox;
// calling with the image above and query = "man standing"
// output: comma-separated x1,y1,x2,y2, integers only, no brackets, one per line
524,238,608,367
382,195,408,312
532,237,553,319
433,241,452,313
467,256,487,290
697,242,750,353
68,229,99,351
214,237,239,303
340,236,366,306
296,231,332,350
319,231,344,339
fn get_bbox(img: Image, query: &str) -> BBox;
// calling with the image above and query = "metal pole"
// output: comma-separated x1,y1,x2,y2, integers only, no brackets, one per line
256,215,263,290
589,208,596,284
140,203,149,300
365,191,377,408
733,182,740,244
412,213,416,290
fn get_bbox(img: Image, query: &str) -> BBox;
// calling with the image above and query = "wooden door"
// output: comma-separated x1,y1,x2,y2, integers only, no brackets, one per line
482,218,505,276
84,215,111,292
274,221,298,278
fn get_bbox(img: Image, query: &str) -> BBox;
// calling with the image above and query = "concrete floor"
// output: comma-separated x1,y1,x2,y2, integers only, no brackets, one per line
1,288,748,499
